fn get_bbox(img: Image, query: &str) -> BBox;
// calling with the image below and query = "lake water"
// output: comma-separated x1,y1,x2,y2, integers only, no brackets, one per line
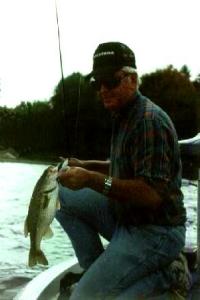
0,162,75,300
0,162,198,300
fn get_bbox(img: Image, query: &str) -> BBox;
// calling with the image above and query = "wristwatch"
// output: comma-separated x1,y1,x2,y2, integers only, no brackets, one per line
103,176,112,195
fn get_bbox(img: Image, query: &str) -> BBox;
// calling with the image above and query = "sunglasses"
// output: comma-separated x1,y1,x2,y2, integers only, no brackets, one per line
90,74,129,91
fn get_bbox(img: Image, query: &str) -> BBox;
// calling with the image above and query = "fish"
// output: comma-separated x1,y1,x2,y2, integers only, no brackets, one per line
24,165,59,267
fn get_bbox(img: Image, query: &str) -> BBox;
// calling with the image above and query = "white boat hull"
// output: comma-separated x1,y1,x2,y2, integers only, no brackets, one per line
14,258,81,300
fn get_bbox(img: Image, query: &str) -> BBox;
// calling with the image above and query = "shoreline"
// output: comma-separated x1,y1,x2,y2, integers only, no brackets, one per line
0,157,57,165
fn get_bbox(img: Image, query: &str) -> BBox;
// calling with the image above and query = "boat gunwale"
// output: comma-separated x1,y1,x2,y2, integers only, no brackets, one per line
14,258,79,300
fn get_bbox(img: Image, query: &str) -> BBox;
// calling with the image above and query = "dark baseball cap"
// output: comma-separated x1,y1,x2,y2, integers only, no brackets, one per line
90,42,136,78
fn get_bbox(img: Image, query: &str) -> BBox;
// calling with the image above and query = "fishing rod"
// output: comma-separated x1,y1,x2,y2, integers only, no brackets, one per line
54,0,81,157
55,0,65,95
54,0,70,155
74,74,82,156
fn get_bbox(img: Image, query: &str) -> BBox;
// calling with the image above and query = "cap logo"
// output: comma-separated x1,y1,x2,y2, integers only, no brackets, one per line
94,51,115,58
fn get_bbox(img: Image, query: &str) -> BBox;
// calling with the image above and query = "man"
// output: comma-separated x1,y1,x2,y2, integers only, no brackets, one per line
56,42,188,299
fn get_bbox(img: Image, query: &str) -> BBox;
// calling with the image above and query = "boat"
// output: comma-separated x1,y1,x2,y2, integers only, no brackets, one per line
14,133,200,300
14,257,81,300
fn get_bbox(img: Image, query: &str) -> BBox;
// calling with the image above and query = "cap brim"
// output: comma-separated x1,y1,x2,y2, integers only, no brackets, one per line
86,66,121,79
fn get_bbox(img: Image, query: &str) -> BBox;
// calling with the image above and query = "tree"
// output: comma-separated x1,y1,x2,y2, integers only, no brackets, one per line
140,66,198,138
50,73,111,158
192,74,200,131
180,65,191,79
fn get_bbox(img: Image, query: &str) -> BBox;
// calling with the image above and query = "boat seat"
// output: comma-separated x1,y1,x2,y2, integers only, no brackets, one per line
179,133,200,158
179,133,200,180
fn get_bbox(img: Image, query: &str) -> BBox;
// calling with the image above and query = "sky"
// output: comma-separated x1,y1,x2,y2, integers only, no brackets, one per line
0,0,199,108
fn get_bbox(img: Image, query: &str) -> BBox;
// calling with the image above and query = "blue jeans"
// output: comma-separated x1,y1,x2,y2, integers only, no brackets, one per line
56,185,186,299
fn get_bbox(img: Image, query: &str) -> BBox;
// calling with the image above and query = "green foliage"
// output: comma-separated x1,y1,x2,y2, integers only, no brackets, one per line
193,74,200,131
50,72,111,158
0,66,199,161
180,65,191,79
140,65,199,138
0,101,59,158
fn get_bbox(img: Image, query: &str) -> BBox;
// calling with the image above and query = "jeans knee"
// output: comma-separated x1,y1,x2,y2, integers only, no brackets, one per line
58,185,75,209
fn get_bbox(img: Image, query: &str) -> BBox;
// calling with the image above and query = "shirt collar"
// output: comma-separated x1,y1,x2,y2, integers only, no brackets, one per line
112,90,141,120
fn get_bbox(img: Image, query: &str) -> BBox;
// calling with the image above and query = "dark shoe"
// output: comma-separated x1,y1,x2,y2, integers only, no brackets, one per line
57,271,85,300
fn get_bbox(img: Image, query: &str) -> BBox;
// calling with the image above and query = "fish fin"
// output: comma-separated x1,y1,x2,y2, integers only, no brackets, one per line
28,249,37,267
42,195,50,209
24,218,29,237
36,250,48,266
28,249,48,267
43,226,53,239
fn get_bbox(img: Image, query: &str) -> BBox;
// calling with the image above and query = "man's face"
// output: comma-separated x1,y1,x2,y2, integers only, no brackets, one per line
93,71,137,112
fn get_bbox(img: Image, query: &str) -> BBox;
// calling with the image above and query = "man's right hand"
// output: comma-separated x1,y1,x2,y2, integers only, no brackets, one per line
59,157,110,174
68,158,84,168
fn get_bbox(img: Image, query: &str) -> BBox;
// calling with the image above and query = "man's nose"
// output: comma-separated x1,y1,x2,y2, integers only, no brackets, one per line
99,84,109,92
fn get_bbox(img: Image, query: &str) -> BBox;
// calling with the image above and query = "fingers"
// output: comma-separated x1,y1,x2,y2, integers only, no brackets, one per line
57,167,87,190
59,156,65,161
57,158,69,171
57,169,75,189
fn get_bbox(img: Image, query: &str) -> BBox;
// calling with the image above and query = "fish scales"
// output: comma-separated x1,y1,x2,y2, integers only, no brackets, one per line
24,165,59,267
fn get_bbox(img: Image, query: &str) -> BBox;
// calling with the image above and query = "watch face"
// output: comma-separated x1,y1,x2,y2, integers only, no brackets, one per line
103,176,112,195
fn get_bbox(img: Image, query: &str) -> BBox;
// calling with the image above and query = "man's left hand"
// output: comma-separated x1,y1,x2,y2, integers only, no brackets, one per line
57,167,90,190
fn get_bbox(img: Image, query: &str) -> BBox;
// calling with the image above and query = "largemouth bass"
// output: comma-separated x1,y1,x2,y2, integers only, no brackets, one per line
24,165,59,267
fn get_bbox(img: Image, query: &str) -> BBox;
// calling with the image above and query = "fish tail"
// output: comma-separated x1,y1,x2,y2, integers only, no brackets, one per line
28,249,48,267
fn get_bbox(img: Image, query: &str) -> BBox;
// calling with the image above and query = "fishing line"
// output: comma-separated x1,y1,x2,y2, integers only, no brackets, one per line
54,0,69,154
74,74,82,156
54,0,81,157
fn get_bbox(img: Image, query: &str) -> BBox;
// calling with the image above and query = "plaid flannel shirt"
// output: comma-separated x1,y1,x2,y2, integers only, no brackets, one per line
109,91,186,225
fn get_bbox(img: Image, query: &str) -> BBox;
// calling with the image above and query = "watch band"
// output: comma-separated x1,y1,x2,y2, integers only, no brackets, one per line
103,176,112,195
